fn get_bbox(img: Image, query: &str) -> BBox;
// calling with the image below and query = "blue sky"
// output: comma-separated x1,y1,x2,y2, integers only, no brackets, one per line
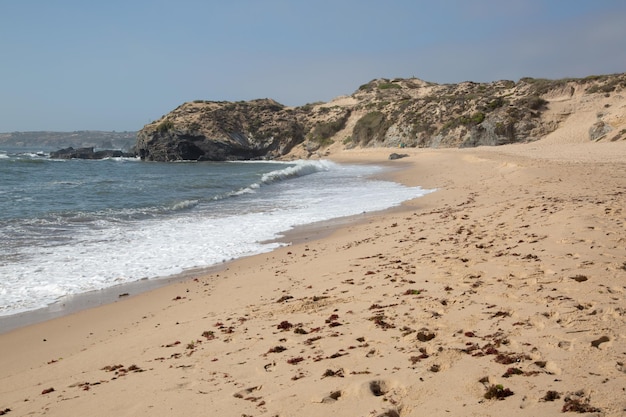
1,0,625,132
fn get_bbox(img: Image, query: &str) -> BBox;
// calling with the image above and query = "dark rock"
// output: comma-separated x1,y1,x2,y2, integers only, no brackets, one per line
416,330,436,342
589,120,612,141
50,147,135,159
388,153,409,160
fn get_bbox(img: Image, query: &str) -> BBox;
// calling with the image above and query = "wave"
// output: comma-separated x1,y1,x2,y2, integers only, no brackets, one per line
231,160,334,196
25,152,48,158
3,159,332,226
170,199,199,212
261,159,334,184
10,157,48,165
88,198,201,221
97,156,141,162
0,152,47,162
8,198,202,228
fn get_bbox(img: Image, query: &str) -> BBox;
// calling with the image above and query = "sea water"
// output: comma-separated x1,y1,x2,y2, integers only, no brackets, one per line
0,147,434,318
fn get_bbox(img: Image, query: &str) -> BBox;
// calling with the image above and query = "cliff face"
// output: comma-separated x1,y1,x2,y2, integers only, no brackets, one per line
135,74,626,161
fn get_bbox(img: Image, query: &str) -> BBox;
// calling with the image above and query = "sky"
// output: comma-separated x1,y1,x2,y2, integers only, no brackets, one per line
1,0,625,132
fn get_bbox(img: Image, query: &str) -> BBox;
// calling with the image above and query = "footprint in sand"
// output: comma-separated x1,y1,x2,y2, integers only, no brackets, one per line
369,380,390,396
590,335,610,348
557,340,573,351
368,380,404,417
535,360,562,375
233,385,262,400
367,379,407,403
416,328,436,342
321,390,343,403
321,379,405,405
375,409,401,417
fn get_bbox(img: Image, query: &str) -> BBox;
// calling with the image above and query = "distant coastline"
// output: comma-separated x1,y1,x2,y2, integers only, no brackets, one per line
0,130,136,151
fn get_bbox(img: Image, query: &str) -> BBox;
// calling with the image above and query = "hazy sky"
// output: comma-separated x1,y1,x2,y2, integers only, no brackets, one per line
1,0,625,132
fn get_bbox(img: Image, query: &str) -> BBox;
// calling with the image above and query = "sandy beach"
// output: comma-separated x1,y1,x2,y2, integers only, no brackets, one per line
1,139,625,416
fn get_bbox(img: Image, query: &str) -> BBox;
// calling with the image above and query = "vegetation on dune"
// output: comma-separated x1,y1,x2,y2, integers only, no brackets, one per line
156,119,175,133
352,111,391,146
307,109,351,147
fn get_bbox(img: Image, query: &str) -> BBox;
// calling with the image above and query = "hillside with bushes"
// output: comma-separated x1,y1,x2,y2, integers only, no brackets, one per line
134,73,626,161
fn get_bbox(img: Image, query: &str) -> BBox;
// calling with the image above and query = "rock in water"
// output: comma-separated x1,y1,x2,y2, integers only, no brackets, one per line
50,147,135,159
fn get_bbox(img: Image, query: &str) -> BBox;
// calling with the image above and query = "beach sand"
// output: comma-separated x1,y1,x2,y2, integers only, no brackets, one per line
1,139,625,416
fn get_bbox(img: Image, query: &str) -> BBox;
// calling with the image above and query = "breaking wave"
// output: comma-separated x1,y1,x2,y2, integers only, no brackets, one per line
232,160,334,195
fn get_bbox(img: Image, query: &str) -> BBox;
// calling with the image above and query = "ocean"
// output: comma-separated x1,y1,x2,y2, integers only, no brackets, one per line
0,147,434,320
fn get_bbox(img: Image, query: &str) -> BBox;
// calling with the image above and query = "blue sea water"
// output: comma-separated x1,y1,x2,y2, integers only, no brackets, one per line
0,147,434,318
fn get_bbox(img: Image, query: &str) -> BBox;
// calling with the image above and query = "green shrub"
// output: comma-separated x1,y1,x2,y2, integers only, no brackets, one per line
586,85,601,94
156,119,175,133
378,82,402,90
300,101,324,112
583,75,606,82
486,97,506,111
352,111,390,145
469,111,485,124
439,111,485,133
520,77,570,95
358,81,376,92
495,121,515,138
586,78,623,94
308,110,351,146
412,120,435,135
521,96,548,110
312,135,334,147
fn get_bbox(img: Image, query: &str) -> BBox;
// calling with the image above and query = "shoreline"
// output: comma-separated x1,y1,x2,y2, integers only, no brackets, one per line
0,165,421,335
1,142,625,416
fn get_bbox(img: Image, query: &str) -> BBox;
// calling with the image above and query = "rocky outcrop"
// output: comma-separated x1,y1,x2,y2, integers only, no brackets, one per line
135,74,626,161
50,147,135,159
388,153,409,160
135,99,306,161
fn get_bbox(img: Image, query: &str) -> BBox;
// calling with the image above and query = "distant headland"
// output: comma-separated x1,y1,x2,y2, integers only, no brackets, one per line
0,130,136,151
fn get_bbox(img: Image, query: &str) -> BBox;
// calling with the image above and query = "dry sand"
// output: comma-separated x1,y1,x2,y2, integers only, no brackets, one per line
1,139,625,416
